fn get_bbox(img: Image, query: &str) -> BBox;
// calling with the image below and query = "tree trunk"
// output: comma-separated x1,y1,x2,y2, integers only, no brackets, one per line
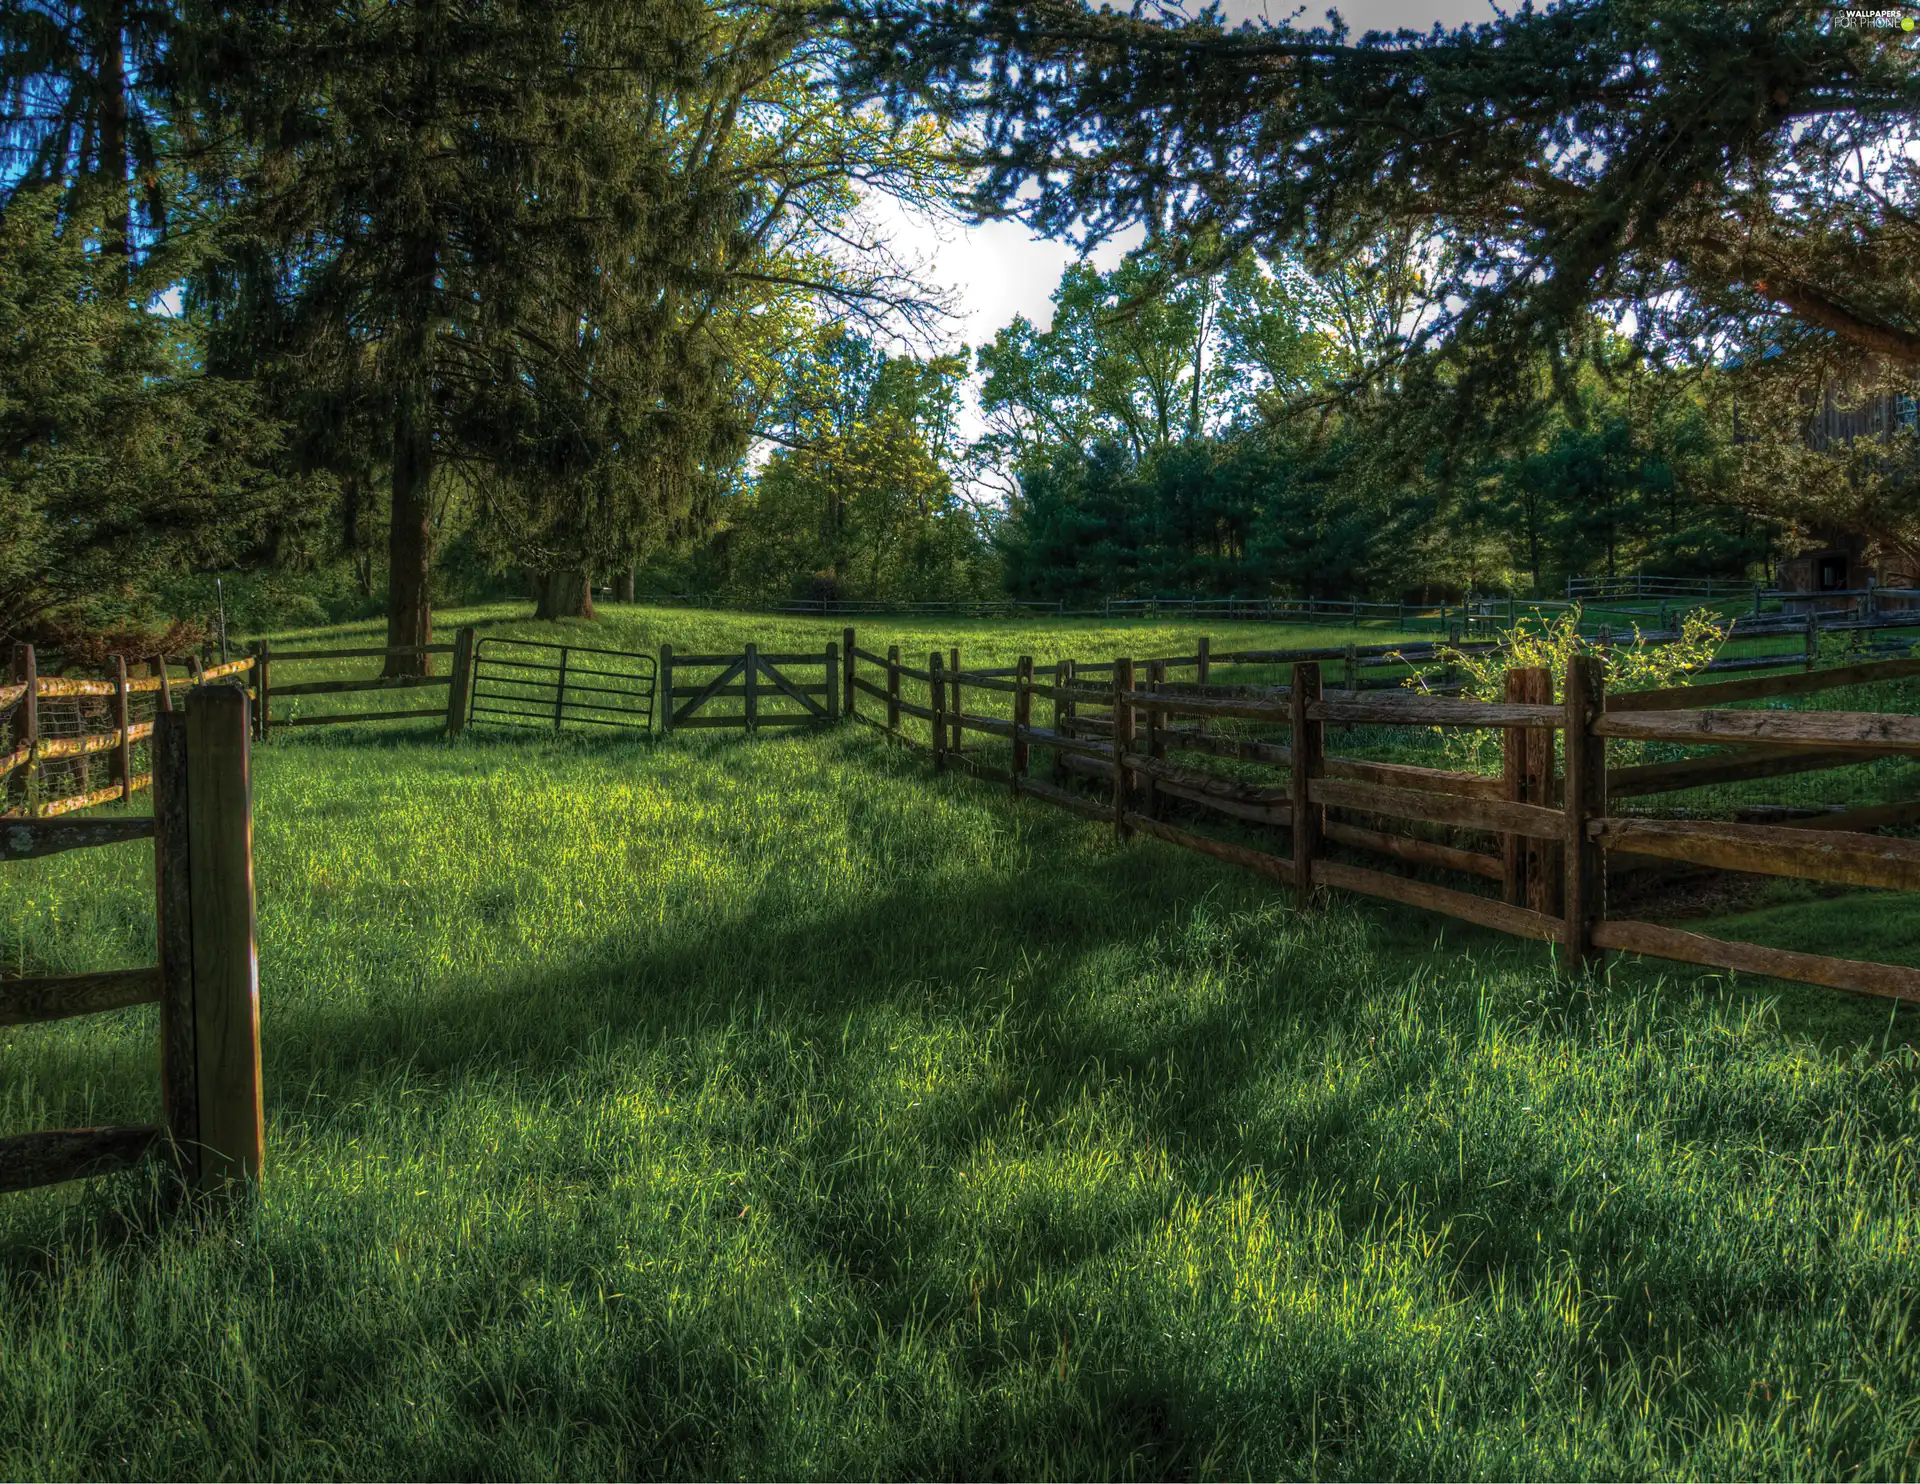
534,569,595,620
384,386,434,677
615,565,635,603
98,0,129,284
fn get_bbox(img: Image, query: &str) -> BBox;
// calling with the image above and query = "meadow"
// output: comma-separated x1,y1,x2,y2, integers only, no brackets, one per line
4,604,1920,1479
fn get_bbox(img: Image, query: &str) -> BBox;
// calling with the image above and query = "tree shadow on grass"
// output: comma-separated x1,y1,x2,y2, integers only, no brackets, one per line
10,742,1920,1477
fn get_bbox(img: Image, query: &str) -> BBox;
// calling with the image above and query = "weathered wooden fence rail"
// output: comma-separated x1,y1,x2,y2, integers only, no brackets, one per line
4,643,256,817
1,685,263,1197
252,634,464,738
842,634,1920,1005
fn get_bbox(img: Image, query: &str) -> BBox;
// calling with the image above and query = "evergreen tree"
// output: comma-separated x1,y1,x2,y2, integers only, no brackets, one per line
1,0,173,279
828,0,1920,433
0,185,319,641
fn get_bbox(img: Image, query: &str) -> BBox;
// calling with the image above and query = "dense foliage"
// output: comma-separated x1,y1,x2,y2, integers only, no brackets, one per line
980,242,1778,603
0,0,1909,640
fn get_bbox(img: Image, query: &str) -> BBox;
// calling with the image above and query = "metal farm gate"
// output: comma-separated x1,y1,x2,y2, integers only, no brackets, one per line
467,638,657,735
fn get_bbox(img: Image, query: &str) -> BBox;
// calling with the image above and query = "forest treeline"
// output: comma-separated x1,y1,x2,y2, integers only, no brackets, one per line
5,0,1917,653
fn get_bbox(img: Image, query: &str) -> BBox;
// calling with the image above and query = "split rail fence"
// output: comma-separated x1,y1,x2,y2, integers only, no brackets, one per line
4,643,254,816
841,631,1920,1003
249,632,469,739
1,685,263,1196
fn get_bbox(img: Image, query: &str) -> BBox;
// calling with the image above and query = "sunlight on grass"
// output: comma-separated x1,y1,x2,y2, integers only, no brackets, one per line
4,613,1920,1477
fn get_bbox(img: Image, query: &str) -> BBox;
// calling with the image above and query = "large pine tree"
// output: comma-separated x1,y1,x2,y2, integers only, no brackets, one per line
179,0,744,668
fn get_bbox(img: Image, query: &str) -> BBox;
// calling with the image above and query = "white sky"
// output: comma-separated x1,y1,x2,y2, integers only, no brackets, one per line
869,0,1505,356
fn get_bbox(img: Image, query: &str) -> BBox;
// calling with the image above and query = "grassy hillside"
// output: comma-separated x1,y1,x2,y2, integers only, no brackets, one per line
4,611,1920,1478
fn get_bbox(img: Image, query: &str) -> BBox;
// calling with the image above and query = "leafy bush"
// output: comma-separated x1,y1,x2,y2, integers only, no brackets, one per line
1390,604,1728,771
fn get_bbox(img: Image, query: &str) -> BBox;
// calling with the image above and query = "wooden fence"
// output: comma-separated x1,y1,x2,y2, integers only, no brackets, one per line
250,630,471,739
658,642,841,734
1,685,263,1197
844,636,1920,1003
4,643,255,817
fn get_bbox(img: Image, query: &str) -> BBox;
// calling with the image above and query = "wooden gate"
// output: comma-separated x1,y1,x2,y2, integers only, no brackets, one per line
659,642,840,733
466,638,657,735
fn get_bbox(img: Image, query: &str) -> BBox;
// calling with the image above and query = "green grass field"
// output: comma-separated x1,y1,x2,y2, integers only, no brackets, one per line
5,606,1920,1479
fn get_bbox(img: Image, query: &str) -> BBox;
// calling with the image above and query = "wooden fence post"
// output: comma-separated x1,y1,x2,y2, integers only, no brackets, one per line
1012,655,1032,794
165,684,263,1194
1144,658,1165,818
1195,636,1210,737
1805,609,1819,671
949,646,962,754
13,643,38,815
1502,667,1522,905
153,708,196,1186
1055,659,1076,784
744,642,758,734
886,645,900,735
1290,661,1324,904
1561,653,1606,976
930,651,946,771
187,654,204,685
843,628,856,723
444,626,476,737
110,653,130,803
253,639,271,741
1525,668,1560,917
659,644,675,737
1111,656,1135,840
1502,666,1556,910
158,656,174,713
825,642,840,723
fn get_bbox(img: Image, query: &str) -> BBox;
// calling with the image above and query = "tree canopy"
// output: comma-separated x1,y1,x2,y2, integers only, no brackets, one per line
826,0,1920,432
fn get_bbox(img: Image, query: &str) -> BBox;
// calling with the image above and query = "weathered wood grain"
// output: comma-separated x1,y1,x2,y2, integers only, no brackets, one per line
1593,919,1920,1003
1112,658,1135,839
0,1125,161,1194
1310,776,1568,839
185,685,263,1194
1291,662,1323,901
1311,695,1565,728
0,966,160,1026
1124,690,1291,722
0,815,153,858
34,776,152,816
1162,727,1292,769
1595,709,1920,751
1324,820,1504,880
1316,860,1565,942
1322,756,1504,798
1605,745,1895,798
1590,816,1920,892
1562,656,1607,972
153,709,197,1183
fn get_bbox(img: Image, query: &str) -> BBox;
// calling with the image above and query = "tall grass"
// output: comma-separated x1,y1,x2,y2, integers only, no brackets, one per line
4,679,1920,1477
